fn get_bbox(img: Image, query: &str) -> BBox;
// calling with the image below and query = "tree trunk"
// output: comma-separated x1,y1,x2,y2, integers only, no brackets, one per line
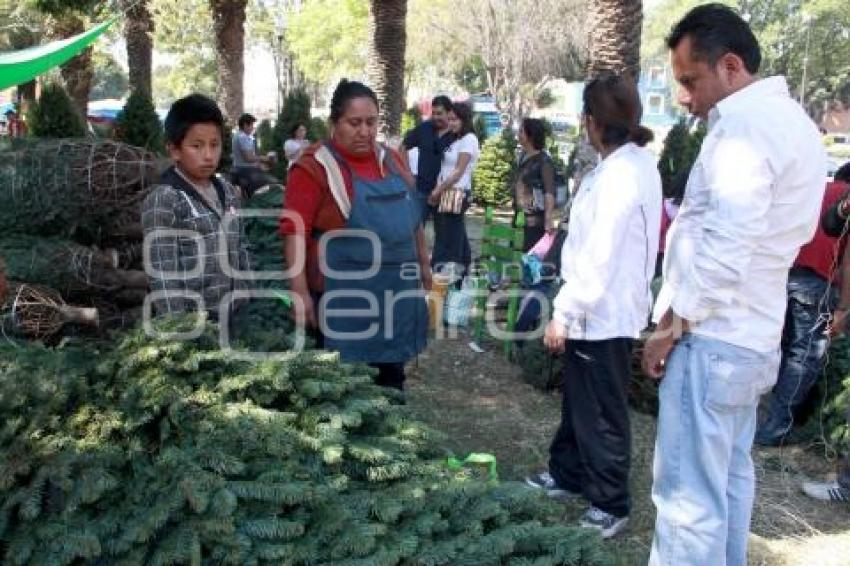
367,0,407,139
123,0,154,96
52,15,93,119
587,0,643,80
210,0,247,125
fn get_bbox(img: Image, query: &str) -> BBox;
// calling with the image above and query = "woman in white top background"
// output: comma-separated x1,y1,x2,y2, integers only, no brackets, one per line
427,102,479,278
525,74,661,539
283,123,310,168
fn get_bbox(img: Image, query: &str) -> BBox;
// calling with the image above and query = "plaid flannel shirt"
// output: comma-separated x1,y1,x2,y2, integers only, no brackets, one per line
141,167,251,318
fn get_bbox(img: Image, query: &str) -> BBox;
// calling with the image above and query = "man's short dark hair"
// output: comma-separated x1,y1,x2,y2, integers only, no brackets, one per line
431,95,453,113
836,161,850,184
666,3,761,74
237,113,256,129
521,118,547,151
164,94,225,146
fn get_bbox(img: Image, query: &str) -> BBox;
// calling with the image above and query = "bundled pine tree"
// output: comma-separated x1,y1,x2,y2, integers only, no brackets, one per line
473,129,517,206
115,90,164,154
0,317,611,565
0,139,158,240
27,82,87,139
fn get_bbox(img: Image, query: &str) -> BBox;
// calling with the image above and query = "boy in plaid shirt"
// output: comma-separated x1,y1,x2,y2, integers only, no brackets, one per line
142,94,251,321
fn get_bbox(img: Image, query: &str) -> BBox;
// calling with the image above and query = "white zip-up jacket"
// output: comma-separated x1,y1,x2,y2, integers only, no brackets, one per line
554,142,662,340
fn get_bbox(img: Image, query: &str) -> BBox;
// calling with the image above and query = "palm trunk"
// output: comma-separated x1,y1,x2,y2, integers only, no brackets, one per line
210,0,247,124
52,15,93,119
123,0,154,95
587,0,643,80
367,0,407,139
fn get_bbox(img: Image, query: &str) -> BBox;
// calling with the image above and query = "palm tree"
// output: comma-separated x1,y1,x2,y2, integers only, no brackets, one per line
52,14,93,119
122,0,154,95
587,0,643,79
210,0,247,124
366,0,407,138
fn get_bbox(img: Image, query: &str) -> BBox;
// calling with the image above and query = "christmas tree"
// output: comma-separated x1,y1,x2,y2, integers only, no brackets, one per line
0,316,612,564
115,90,164,154
27,82,86,139
473,129,517,206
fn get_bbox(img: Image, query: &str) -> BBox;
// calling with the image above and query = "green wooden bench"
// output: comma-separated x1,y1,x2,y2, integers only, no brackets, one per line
473,207,525,358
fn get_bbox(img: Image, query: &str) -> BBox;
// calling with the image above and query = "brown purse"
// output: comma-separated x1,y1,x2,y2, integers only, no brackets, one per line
438,187,465,214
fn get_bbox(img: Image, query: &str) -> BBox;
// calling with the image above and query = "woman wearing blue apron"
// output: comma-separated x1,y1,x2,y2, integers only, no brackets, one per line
281,80,432,390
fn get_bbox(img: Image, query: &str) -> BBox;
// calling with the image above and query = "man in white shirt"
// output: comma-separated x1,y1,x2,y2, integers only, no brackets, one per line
643,5,827,565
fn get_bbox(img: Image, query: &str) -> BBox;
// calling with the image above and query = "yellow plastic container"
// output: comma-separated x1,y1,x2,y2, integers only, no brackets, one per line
427,273,452,329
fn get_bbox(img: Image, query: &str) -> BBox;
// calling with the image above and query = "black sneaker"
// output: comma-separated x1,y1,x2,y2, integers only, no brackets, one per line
579,506,629,539
524,471,582,501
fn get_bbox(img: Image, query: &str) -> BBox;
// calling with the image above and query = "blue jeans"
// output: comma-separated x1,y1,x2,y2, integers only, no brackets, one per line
650,334,780,566
758,271,834,441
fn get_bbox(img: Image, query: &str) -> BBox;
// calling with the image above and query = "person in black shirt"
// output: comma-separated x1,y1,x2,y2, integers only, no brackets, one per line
401,95,456,222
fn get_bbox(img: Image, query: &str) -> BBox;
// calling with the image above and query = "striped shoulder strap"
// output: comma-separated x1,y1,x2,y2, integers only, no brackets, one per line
314,144,352,220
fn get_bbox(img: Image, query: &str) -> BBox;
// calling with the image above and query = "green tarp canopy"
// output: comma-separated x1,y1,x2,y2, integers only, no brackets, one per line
0,19,114,91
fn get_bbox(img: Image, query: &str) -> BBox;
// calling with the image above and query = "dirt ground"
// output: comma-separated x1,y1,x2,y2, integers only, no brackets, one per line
408,211,850,565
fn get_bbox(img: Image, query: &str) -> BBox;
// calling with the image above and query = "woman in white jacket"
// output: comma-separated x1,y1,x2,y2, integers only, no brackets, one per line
526,74,662,539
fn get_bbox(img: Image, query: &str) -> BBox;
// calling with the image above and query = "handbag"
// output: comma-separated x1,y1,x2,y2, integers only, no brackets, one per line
438,187,465,214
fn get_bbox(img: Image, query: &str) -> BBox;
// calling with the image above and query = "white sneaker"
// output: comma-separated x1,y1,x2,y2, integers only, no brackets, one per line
802,480,850,503
524,471,582,500
579,506,629,539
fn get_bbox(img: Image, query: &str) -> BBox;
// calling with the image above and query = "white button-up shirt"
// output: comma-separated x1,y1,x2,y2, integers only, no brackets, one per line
554,142,662,340
653,76,827,353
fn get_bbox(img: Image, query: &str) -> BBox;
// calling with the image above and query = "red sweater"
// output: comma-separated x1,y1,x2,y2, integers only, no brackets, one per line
794,181,850,281
279,140,411,292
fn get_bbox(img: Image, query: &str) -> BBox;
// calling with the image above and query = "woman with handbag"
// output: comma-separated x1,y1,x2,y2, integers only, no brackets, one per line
514,118,557,251
427,102,479,278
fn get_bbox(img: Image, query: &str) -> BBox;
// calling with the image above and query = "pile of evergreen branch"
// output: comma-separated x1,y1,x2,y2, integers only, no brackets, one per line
0,317,610,565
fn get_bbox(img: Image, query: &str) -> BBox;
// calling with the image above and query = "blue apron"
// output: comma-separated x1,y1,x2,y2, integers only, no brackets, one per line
321,144,428,363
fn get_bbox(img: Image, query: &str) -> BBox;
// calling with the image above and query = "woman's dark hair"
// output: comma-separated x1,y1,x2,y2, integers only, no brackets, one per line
582,73,653,148
666,3,761,74
521,118,547,151
290,122,306,137
329,79,379,123
450,102,474,137
164,94,225,146
432,95,453,113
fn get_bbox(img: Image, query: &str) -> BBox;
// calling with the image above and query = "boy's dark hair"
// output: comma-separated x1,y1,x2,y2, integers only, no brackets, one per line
330,79,379,123
666,3,761,74
451,102,475,137
238,113,256,129
431,95,453,113
164,94,225,146
521,118,547,151
836,161,850,184
583,73,653,148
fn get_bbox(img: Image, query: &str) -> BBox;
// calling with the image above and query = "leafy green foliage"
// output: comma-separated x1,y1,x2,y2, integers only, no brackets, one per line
255,118,274,154
401,106,422,136
150,0,216,107
816,338,850,453
286,0,369,85
308,116,328,141
90,49,129,100
115,90,164,153
657,118,705,200
473,129,517,206
27,82,86,139
0,317,612,564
